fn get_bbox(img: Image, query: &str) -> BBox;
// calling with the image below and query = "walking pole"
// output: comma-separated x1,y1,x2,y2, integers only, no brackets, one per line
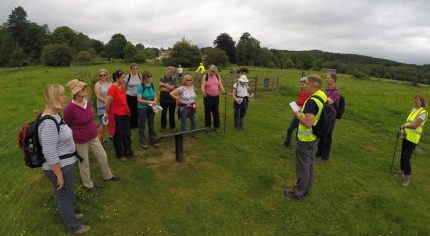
224,94,227,133
389,131,401,173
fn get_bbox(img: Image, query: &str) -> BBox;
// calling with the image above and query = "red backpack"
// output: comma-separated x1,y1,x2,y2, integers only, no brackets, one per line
18,115,61,168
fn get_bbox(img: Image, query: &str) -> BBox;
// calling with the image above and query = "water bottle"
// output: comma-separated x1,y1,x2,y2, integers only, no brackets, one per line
28,138,34,151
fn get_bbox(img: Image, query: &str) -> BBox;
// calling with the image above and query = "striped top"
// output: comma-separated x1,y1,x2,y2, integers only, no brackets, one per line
38,113,77,170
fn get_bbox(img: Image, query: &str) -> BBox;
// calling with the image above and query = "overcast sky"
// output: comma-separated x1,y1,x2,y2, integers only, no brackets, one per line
1,0,429,65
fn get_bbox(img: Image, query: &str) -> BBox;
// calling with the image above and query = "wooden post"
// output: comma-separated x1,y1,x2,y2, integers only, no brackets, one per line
254,77,258,96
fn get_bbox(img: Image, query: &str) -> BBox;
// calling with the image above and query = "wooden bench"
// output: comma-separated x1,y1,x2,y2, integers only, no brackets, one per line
151,127,209,162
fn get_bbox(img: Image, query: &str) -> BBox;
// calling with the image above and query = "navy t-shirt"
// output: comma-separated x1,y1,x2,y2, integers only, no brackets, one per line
303,99,319,116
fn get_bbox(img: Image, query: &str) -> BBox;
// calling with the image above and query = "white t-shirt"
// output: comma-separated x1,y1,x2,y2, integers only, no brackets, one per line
233,82,249,97
178,67,183,74
126,74,141,96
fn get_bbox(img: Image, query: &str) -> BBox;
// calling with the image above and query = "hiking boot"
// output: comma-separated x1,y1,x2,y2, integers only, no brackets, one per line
283,189,304,200
119,157,127,162
74,225,91,234
402,175,411,187
75,213,84,220
140,144,149,149
86,186,97,192
105,176,120,181
151,143,160,148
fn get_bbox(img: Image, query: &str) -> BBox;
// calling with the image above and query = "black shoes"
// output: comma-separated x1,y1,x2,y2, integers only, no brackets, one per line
105,176,120,181
284,189,306,200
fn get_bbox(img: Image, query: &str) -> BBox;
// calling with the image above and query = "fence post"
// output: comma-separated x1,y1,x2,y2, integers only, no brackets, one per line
254,77,258,96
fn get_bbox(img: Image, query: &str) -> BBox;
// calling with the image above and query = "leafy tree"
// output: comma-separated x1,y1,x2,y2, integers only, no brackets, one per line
51,26,76,46
42,43,72,66
133,51,146,63
285,58,295,68
123,42,137,62
4,6,29,46
136,43,145,51
0,27,16,66
71,32,94,55
236,32,261,66
162,38,201,67
21,22,48,61
143,48,158,59
91,39,104,54
9,47,27,67
213,33,236,63
313,58,323,71
76,50,91,62
256,48,275,67
204,48,229,67
105,33,127,59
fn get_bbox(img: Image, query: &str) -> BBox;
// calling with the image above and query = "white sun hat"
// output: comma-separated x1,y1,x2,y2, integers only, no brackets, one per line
238,75,249,83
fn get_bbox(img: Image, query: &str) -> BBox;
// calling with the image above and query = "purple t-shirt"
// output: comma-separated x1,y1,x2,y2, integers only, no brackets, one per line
63,99,98,144
325,87,340,107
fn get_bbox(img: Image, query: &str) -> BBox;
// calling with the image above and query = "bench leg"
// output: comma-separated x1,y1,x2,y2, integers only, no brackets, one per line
175,134,184,162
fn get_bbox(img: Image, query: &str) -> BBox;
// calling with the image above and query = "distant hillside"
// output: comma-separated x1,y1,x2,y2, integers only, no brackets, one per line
280,49,430,84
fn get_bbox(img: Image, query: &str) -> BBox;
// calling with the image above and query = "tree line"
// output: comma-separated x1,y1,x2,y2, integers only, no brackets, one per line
1,6,429,84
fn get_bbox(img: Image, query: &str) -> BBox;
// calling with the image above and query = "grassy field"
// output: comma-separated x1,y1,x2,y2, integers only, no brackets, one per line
0,61,430,235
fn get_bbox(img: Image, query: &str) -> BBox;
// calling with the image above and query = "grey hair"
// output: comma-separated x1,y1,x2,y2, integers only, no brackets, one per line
307,74,322,89
300,77,307,83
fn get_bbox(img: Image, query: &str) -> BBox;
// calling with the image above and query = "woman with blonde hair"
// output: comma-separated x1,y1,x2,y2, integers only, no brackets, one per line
399,94,428,187
39,84,90,233
170,74,197,132
94,69,112,143
64,79,120,192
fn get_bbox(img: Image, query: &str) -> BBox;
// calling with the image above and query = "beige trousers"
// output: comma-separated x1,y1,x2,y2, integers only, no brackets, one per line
75,137,113,188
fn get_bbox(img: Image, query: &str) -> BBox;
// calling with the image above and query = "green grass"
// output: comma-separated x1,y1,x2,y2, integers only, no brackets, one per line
1,61,430,235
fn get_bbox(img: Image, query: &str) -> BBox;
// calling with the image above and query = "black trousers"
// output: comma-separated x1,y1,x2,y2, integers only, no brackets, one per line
400,138,416,175
160,102,176,129
126,95,139,129
317,120,336,160
204,95,220,128
113,114,133,158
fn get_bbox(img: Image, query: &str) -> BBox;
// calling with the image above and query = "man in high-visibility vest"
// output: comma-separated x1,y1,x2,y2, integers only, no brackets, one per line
399,94,428,187
284,75,327,200
195,62,206,74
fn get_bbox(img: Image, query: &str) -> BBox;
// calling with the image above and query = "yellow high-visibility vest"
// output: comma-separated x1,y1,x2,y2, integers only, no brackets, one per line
297,90,327,142
404,107,427,144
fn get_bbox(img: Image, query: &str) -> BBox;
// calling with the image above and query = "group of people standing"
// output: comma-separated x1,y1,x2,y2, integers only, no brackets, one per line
37,63,254,233
283,73,428,201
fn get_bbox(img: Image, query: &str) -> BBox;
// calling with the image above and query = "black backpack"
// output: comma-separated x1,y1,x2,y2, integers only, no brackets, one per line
311,95,336,139
336,95,345,119
18,115,81,168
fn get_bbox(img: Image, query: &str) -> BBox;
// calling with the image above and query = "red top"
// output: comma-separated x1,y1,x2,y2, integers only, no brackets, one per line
297,91,309,108
107,85,128,115
107,85,130,136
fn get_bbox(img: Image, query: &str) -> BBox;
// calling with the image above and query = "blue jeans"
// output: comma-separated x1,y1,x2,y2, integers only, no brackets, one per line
179,107,196,132
44,164,81,232
284,117,299,145
138,107,156,144
233,100,248,128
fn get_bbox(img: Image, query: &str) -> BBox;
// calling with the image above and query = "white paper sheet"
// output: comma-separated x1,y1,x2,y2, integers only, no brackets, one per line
289,101,300,112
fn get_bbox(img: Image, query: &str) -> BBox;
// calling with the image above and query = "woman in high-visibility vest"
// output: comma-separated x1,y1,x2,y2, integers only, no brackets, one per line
399,94,428,187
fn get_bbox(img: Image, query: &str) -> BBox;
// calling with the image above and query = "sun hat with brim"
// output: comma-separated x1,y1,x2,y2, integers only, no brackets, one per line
209,65,218,73
66,79,87,97
238,75,249,83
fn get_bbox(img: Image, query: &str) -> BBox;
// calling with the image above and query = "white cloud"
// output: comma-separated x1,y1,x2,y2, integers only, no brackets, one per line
1,0,429,64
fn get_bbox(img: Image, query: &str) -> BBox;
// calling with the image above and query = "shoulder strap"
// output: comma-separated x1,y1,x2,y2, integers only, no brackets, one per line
205,73,209,81
126,74,131,89
311,95,325,105
38,115,61,134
